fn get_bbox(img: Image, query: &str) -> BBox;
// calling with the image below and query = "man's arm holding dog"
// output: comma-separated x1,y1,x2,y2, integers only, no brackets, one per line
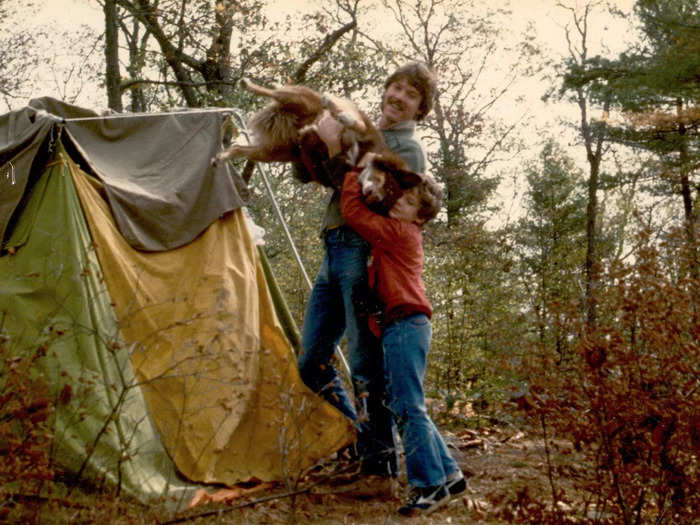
292,113,351,188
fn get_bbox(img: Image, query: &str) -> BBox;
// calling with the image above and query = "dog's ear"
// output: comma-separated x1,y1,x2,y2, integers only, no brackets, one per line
393,169,422,189
371,155,406,173
372,156,423,189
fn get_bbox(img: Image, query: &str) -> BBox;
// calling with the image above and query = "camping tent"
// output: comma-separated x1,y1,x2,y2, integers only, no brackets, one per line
0,97,353,510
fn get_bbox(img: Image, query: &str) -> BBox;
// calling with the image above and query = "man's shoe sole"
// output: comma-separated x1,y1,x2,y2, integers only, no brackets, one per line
398,497,450,517
398,486,450,517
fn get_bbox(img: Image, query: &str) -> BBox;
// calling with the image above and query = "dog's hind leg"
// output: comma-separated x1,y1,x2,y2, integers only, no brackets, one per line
216,142,296,163
240,77,278,99
242,77,323,116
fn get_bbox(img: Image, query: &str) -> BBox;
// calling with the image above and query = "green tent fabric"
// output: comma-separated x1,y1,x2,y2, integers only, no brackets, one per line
0,101,354,511
0,152,198,510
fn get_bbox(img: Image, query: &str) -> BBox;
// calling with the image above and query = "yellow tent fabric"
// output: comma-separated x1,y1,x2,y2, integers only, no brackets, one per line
67,155,354,485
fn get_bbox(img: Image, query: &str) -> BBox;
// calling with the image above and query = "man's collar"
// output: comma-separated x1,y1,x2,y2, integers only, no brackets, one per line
380,120,416,132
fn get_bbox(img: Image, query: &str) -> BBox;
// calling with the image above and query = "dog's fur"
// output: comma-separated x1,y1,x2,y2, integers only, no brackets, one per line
213,78,384,170
213,78,424,205
214,78,325,164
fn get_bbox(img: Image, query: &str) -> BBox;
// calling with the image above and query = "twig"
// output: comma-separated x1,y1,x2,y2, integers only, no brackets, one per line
539,413,559,509
162,460,361,524
161,486,314,524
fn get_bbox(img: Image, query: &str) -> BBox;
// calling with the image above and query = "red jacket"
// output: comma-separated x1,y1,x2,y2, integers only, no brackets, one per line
341,172,432,331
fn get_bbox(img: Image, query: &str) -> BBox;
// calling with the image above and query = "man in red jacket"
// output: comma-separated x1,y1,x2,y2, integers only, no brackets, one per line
340,164,466,516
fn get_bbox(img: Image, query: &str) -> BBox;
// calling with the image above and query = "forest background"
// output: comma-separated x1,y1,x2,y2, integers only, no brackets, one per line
0,0,697,523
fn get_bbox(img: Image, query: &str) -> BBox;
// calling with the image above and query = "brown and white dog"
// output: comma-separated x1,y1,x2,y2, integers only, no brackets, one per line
213,78,423,208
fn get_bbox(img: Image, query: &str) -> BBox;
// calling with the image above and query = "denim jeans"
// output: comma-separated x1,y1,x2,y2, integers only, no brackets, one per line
383,314,459,488
298,226,395,473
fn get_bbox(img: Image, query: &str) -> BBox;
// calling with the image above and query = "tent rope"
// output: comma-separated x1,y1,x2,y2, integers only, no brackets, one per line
223,111,314,291
28,105,237,122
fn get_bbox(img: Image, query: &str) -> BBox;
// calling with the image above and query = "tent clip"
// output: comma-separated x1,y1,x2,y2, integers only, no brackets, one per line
2,161,15,185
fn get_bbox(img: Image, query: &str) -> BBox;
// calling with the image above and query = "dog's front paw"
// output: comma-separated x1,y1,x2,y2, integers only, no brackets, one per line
212,151,225,165
212,149,232,165
214,145,243,163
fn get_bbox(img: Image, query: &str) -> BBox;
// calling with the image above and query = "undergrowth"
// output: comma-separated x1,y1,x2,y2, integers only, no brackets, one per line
510,231,699,524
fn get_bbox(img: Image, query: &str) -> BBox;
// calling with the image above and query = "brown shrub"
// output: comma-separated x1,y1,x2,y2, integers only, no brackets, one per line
513,231,699,524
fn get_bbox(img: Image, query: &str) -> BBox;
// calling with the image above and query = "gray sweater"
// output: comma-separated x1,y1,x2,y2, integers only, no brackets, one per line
320,120,426,232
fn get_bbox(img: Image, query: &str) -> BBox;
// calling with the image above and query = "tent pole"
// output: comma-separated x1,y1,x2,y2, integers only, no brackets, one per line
227,111,352,379
254,161,314,289
253,161,351,378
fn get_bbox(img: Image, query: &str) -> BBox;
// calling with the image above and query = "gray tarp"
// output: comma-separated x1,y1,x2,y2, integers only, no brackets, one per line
0,104,55,246
1,97,244,251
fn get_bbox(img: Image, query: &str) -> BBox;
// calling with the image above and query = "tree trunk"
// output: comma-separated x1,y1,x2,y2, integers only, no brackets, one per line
104,0,123,112
128,0,199,107
677,98,698,283
578,93,609,328
201,0,235,101
584,152,599,327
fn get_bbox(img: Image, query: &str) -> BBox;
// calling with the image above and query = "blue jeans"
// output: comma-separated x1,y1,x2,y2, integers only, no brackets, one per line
298,227,395,474
383,314,459,488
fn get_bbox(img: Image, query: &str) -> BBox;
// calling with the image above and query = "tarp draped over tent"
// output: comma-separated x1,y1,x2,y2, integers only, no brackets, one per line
0,98,353,509
5,96,246,252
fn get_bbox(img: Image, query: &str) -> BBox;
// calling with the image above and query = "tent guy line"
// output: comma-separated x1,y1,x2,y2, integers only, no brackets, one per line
28,105,239,122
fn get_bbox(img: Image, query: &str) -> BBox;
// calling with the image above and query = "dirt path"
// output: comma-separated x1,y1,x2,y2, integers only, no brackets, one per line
171,423,563,524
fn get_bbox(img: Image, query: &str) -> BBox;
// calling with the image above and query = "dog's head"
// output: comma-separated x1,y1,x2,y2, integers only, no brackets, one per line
358,154,423,215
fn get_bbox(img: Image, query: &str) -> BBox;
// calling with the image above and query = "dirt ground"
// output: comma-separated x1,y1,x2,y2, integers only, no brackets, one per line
164,414,570,525
6,408,576,524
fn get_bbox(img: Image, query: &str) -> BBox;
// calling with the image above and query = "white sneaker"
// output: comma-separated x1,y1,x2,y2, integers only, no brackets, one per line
398,484,450,516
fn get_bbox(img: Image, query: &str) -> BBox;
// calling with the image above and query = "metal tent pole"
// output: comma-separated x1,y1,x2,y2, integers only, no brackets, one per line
227,111,351,378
